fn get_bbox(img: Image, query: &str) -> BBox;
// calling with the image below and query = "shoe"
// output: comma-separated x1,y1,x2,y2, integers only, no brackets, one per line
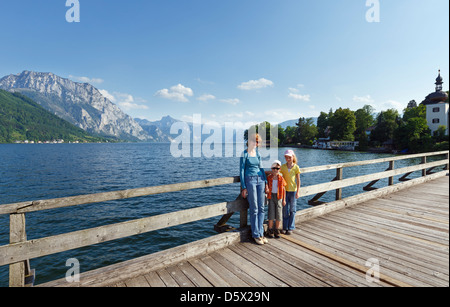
274,229,280,238
267,229,274,238
254,237,264,245
285,230,292,235
262,237,269,244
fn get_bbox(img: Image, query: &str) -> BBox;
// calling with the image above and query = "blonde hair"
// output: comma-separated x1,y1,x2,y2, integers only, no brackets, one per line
246,133,262,148
292,153,298,164
286,153,298,164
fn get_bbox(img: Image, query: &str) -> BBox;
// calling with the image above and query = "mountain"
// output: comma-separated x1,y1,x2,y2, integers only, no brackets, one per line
0,90,110,143
0,71,150,141
277,117,318,129
134,116,180,142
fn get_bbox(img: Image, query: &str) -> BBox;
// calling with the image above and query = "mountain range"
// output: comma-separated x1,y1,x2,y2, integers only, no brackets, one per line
0,71,155,141
0,71,299,143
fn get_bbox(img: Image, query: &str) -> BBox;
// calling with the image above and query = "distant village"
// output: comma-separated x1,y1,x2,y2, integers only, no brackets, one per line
14,139,80,144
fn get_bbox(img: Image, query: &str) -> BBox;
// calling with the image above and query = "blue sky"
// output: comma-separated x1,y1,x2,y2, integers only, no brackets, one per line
0,0,448,125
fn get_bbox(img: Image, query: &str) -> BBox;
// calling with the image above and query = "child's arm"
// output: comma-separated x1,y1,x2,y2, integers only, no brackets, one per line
295,172,301,199
282,177,287,206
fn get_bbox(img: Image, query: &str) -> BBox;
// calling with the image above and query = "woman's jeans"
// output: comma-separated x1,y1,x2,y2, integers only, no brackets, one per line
245,175,265,239
283,192,297,231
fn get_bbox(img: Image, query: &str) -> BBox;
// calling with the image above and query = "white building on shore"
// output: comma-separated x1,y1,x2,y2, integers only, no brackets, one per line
421,71,449,136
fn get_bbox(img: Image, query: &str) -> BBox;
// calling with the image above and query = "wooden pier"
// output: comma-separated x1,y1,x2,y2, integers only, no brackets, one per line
1,151,448,287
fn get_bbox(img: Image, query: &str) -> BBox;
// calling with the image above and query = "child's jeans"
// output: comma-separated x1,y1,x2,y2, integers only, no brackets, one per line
245,175,266,239
283,192,297,231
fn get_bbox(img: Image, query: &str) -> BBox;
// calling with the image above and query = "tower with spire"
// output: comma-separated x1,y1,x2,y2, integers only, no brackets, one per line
421,70,449,136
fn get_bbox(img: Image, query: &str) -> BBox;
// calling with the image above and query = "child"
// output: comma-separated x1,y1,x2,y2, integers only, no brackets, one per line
280,150,301,235
266,160,286,238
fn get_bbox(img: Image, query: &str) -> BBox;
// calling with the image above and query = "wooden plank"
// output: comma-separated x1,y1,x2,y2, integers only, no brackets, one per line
243,240,334,287
230,243,326,287
144,271,166,287
9,213,27,287
288,229,443,287
298,219,449,286
209,252,263,287
334,208,449,245
177,262,212,287
38,228,249,287
200,255,249,287
314,214,449,271
157,269,180,287
166,264,195,287
269,237,387,287
219,248,288,287
124,275,150,287
188,258,230,287
348,206,449,234
280,233,414,287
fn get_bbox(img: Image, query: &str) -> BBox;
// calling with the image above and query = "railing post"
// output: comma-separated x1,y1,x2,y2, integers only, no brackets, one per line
335,167,343,200
9,213,31,287
388,161,395,186
445,152,449,171
421,156,427,177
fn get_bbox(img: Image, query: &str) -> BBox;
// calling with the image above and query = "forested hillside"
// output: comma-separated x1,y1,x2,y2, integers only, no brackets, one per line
0,90,112,143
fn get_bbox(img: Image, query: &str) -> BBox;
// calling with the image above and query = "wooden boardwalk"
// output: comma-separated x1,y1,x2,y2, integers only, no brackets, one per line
41,175,449,287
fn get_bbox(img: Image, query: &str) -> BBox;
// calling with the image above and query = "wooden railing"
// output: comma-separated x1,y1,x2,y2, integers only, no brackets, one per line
0,150,448,287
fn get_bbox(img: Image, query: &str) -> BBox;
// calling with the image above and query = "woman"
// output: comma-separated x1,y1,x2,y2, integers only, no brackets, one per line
240,133,268,245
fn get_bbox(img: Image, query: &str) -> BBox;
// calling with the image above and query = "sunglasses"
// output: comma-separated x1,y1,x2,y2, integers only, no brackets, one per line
271,167,280,170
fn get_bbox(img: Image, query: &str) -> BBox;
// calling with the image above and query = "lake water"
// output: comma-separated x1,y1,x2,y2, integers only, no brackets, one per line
0,143,426,286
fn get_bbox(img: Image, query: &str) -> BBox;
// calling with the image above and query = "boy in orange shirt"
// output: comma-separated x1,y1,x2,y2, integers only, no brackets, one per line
266,160,286,238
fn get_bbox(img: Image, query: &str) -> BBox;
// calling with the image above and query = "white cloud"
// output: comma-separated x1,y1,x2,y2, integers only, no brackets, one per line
288,86,310,102
378,100,404,113
155,84,194,102
220,98,241,105
197,94,216,102
238,78,274,90
69,75,104,84
288,93,311,102
353,95,375,104
99,89,116,102
99,89,148,111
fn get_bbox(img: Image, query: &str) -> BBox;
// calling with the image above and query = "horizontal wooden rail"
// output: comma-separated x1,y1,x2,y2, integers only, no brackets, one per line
299,150,448,174
299,159,449,198
0,177,240,216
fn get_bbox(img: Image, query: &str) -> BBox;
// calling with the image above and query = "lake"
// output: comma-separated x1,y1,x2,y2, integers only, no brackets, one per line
0,143,423,286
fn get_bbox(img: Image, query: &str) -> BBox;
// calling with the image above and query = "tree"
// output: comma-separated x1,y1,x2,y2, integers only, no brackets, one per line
316,112,329,138
284,126,298,145
354,105,375,136
394,117,431,153
244,121,278,146
371,109,399,145
296,117,318,145
329,108,356,141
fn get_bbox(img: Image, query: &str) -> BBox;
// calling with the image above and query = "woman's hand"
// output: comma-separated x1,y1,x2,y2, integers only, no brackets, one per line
296,190,300,199
241,189,248,199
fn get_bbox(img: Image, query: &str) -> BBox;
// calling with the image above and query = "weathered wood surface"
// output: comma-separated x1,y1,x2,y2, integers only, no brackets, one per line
40,174,449,287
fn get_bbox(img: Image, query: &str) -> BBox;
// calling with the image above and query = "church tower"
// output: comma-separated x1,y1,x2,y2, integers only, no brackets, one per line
421,70,449,135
